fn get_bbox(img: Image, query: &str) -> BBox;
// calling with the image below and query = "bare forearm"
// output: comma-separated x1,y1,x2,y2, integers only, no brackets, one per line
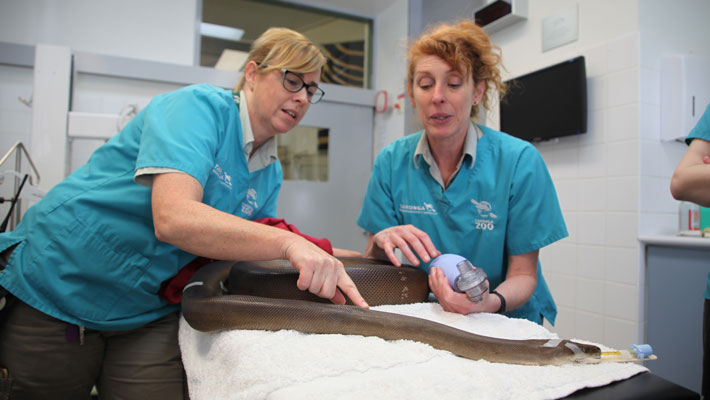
492,250,539,311
151,172,306,261
671,163,710,207
671,138,710,207
491,274,537,311
153,199,303,261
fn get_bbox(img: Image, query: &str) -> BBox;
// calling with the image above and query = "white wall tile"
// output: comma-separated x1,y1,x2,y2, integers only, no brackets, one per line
580,109,607,146
605,246,640,285
583,43,607,78
561,211,578,244
574,311,605,343
640,139,686,178
608,104,639,141
578,144,607,178
607,176,637,212
576,277,605,313
550,306,576,339
607,68,639,107
640,66,660,106
577,212,606,245
536,144,554,161
639,211,678,236
552,134,582,150
605,212,638,247
604,282,639,321
607,31,639,72
639,176,675,213
604,318,641,350
577,245,605,280
547,147,579,180
541,242,578,275
640,102,660,141
606,140,639,176
587,75,608,110
578,178,607,211
546,272,576,308
554,179,579,212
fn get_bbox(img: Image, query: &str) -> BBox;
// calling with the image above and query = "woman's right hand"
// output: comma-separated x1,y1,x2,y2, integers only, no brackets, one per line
365,225,440,267
284,237,369,309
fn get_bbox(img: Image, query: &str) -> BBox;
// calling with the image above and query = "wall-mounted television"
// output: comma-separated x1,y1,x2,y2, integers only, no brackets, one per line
500,56,587,142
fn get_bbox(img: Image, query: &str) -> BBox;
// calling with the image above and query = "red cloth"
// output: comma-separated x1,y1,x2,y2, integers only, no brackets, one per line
158,217,333,304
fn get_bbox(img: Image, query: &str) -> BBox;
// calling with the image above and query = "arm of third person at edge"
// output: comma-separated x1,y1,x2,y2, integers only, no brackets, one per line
151,172,368,308
670,138,710,207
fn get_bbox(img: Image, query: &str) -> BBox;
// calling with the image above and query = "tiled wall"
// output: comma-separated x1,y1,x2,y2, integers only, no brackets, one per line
539,32,643,350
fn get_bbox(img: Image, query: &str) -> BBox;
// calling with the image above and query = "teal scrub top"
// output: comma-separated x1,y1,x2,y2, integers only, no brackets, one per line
357,125,568,325
685,104,710,300
0,84,282,330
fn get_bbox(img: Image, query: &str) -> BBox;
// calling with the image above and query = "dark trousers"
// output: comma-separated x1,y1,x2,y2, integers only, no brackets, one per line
0,299,187,400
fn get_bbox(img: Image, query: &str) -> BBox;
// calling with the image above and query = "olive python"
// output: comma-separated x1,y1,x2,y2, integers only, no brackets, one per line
181,257,601,366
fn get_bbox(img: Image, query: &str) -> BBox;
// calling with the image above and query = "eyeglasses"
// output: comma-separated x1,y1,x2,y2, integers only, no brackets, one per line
280,69,325,104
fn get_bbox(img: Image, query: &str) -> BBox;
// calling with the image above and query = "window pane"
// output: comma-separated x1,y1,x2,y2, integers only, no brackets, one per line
276,126,328,181
201,0,371,88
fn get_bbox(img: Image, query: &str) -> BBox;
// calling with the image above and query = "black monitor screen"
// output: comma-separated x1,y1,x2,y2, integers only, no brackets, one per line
500,56,587,142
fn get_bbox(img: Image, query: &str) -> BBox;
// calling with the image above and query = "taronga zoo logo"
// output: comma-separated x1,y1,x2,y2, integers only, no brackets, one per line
471,198,497,231
240,188,259,217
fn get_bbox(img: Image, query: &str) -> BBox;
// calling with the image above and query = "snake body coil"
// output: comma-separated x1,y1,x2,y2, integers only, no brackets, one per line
181,257,601,366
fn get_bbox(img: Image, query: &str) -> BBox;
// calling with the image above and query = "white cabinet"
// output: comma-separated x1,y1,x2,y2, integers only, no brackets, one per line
660,55,710,142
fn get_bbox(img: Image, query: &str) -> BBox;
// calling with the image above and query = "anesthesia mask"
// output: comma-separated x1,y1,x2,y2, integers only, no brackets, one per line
430,254,489,303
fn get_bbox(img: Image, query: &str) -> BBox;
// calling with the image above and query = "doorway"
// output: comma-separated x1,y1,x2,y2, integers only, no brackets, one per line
276,99,373,252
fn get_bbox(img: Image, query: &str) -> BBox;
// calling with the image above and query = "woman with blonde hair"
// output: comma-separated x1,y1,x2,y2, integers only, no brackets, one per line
0,27,367,399
358,20,566,325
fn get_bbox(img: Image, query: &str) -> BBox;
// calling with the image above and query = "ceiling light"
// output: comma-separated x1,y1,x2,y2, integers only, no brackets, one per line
200,23,245,41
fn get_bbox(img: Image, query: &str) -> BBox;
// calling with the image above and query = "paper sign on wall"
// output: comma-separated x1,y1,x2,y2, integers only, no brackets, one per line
542,4,579,52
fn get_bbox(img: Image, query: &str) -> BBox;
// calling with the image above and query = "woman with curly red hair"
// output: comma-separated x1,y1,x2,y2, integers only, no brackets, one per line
358,20,567,325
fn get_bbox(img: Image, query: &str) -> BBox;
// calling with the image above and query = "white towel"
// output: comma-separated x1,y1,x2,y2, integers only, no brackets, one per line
179,302,647,400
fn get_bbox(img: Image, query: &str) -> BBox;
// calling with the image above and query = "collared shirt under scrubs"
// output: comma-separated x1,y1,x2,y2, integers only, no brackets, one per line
357,122,568,324
686,104,710,300
0,84,282,330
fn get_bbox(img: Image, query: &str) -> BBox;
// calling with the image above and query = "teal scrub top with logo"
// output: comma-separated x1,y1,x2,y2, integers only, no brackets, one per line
0,84,282,330
685,104,710,300
357,125,568,324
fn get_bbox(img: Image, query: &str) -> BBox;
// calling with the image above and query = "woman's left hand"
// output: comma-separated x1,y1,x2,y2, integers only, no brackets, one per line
428,267,498,314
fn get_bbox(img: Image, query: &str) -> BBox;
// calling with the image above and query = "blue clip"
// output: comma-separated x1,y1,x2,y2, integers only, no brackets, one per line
630,344,653,359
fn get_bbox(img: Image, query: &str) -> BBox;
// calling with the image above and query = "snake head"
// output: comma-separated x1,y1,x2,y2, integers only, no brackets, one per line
563,340,602,363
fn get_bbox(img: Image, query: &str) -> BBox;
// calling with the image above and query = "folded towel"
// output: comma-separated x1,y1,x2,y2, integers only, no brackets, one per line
179,302,647,400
